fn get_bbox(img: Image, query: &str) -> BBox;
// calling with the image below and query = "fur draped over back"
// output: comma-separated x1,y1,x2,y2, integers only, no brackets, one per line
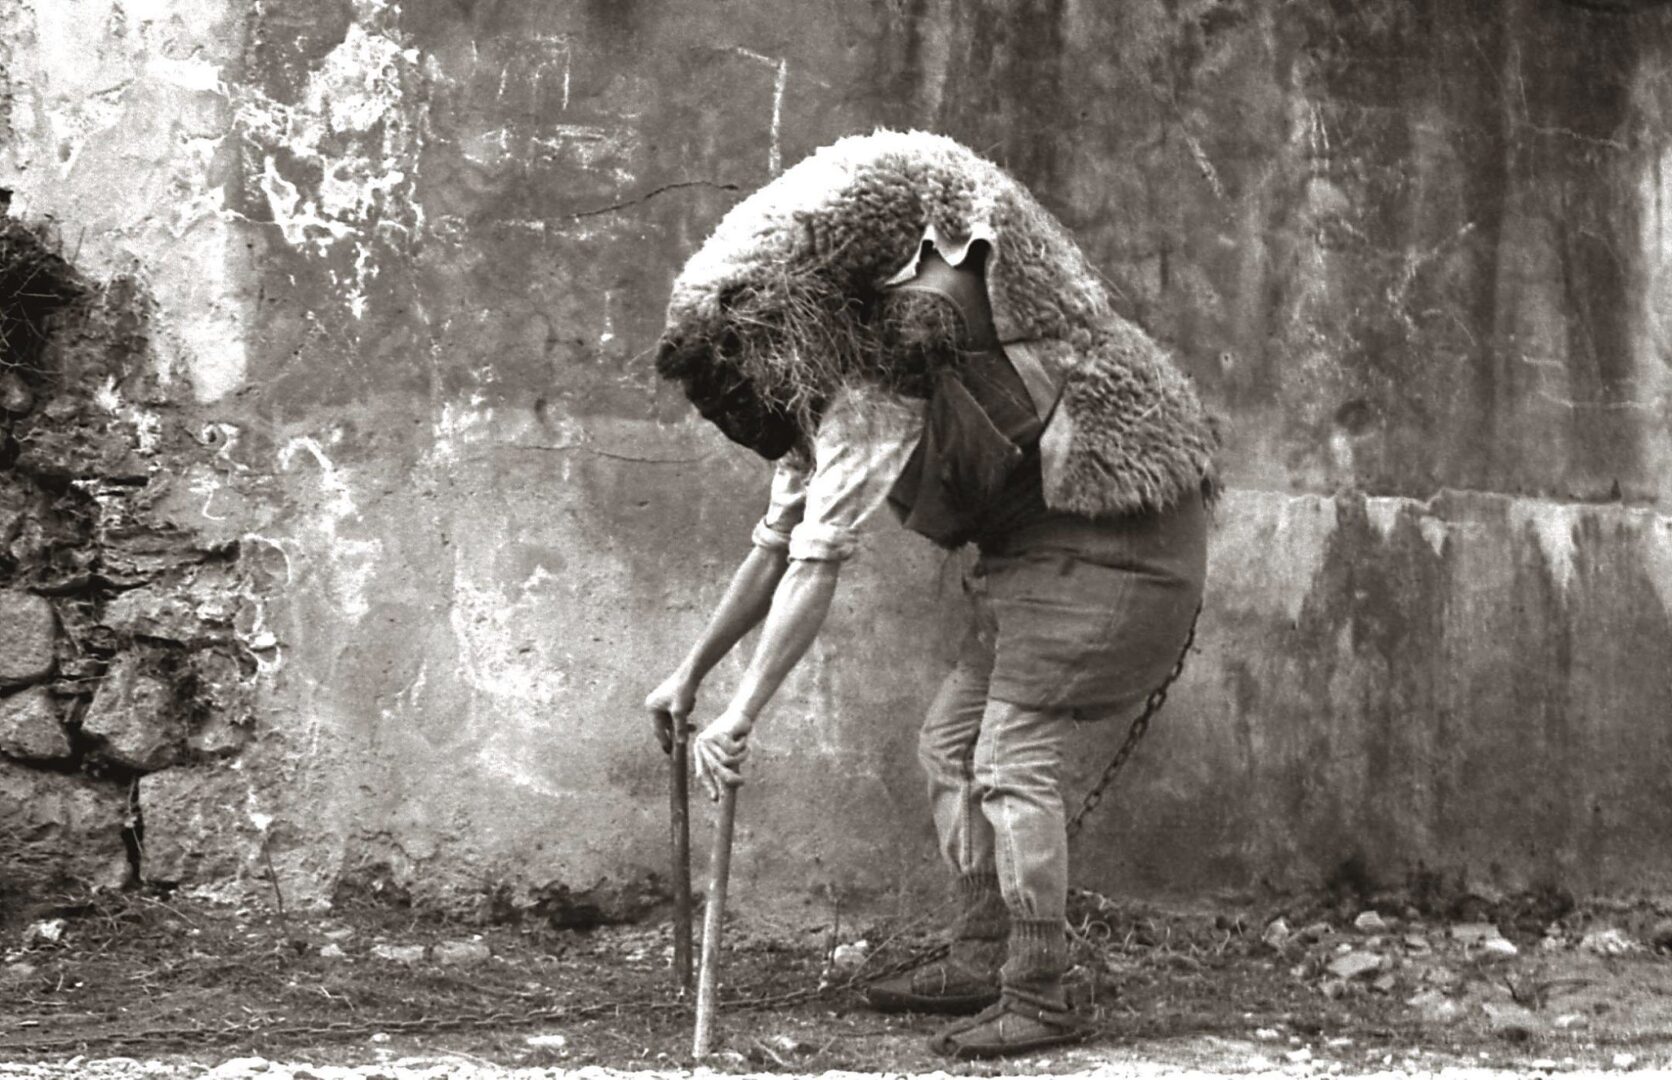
656,130,1219,516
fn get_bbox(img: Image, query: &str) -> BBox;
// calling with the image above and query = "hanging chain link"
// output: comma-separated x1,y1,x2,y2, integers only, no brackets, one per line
1066,603,1202,841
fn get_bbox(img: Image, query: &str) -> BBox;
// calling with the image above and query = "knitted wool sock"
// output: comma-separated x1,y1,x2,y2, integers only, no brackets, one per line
1001,919,1070,1010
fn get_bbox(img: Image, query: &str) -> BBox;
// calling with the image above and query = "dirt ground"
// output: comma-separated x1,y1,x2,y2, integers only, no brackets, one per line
1,887,1670,1077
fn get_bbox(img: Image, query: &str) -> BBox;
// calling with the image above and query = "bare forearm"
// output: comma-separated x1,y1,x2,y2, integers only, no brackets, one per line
675,544,790,684
728,559,840,721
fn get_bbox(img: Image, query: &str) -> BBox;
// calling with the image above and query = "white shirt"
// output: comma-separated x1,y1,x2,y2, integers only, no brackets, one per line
750,384,924,561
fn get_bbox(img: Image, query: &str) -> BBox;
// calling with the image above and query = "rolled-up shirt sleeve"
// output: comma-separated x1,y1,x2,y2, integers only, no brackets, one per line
751,461,808,552
786,386,923,562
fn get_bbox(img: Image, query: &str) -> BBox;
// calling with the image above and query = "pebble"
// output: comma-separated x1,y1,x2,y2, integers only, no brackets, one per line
1450,922,1499,946
1407,988,1464,1026
318,943,346,959
830,940,869,969
1480,936,1520,959
1326,950,1383,980
1284,1047,1312,1064
22,919,66,947
1554,1012,1590,1030
1261,917,1291,950
1614,1052,1638,1069
1582,927,1641,956
370,944,425,964
1402,933,1432,954
1254,1027,1280,1041
524,1033,568,1049
1481,1000,1540,1041
1352,911,1388,933
1650,918,1672,951
432,939,491,965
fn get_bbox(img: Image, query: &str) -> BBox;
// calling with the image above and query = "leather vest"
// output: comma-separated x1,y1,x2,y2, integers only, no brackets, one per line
885,245,1063,548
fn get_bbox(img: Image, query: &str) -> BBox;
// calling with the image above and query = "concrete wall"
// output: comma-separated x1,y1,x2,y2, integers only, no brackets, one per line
1,0,1669,918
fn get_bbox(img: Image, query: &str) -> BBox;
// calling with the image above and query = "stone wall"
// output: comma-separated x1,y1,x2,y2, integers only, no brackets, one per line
0,0,1669,921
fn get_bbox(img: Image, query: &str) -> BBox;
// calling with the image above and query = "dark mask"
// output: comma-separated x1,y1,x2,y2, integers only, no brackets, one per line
656,332,801,461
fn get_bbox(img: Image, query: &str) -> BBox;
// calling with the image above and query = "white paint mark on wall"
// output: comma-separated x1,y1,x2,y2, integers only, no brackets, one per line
278,436,383,620
732,47,788,175
1364,496,1403,541
1509,500,1580,595
1643,516,1672,618
1418,517,1449,558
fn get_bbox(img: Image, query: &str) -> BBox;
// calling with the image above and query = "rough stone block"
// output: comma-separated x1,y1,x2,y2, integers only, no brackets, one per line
82,653,185,770
0,591,56,687
0,686,72,761
136,765,258,884
0,758,130,894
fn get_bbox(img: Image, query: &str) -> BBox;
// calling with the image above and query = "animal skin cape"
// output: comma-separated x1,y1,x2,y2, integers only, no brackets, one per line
658,129,1218,517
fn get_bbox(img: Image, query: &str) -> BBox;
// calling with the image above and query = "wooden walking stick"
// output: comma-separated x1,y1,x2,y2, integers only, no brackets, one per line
669,719,694,992
692,785,738,1059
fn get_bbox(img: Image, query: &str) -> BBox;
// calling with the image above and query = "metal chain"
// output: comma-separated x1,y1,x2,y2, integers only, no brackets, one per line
1066,603,1201,840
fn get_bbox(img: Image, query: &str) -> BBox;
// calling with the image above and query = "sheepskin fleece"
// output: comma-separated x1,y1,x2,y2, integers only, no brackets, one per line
661,130,1218,517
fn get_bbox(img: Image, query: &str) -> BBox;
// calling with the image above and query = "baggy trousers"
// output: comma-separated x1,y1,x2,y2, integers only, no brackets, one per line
917,572,1081,1009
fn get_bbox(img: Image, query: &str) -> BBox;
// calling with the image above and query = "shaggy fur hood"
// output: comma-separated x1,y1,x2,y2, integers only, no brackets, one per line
657,129,1219,517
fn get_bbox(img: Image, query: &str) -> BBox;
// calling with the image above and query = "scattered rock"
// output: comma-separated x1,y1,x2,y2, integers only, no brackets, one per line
371,943,426,963
1450,922,1499,946
1553,1012,1589,1030
1481,1001,1540,1041
1402,933,1433,954
1408,989,1464,1026
1480,936,1519,960
81,652,186,770
1353,911,1388,933
525,1033,568,1050
1297,921,1334,944
1371,972,1398,994
22,919,66,948
1650,919,1672,952
1261,917,1291,950
1613,1052,1638,1069
0,686,71,761
1581,928,1641,956
137,765,258,884
1327,951,1383,980
0,591,56,687
830,940,869,969
1285,1047,1312,1064
0,369,34,414
318,943,347,959
434,939,491,965
205,1058,272,1078
1254,1027,1281,1041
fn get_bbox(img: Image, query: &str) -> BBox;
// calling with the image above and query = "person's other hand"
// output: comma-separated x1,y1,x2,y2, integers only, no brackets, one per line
693,709,753,800
644,672,697,754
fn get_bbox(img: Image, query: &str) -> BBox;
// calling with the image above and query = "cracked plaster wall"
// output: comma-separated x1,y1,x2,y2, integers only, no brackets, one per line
1,0,1670,919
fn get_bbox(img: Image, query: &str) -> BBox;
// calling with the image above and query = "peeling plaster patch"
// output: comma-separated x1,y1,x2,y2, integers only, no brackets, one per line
1364,496,1402,541
1509,500,1580,595
278,436,382,620
237,19,421,319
